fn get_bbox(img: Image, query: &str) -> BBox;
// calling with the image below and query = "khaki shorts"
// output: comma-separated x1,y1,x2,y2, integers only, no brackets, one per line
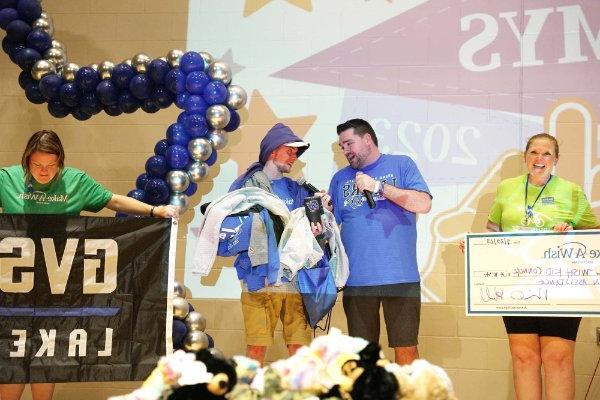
241,290,311,346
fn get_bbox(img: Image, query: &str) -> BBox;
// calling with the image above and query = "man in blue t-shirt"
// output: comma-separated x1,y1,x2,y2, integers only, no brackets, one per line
328,118,432,365
229,123,330,364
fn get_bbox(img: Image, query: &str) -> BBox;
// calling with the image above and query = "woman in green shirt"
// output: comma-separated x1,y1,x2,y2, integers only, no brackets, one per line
0,130,179,400
487,133,598,400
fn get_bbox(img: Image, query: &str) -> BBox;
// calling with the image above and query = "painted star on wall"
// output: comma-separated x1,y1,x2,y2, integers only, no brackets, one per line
244,0,313,17
225,89,316,176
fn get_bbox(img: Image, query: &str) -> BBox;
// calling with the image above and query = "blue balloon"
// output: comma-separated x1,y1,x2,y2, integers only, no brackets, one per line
118,91,140,114
166,123,189,146
154,139,169,156
175,92,188,110
151,86,173,108
111,63,135,90
184,94,207,114
184,113,209,138
206,149,218,166
59,82,80,107
136,173,150,190
80,92,102,115
129,73,152,100
144,178,170,204
0,0,18,9
6,19,31,43
127,188,146,202
164,69,186,94
14,47,40,71
38,74,63,100
24,82,45,104
141,98,160,113
47,100,70,118
18,69,33,89
179,51,204,74
147,58,170,85
172,319,187,350
185,70,210,95
184,181,197,196
145,155,168,178
202,80,228,105
25,29,51,53
7,41,24,63
72,108,92,121
96,80,119,105
0,7,18,30
2,36,14,54
16,0,41,23
177,111,189,125
165,145,190,169
75,67,100,93
224,108,241,132
103,104,122,116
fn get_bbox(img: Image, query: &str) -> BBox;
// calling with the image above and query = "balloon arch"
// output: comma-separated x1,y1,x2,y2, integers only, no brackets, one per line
0,0,246,351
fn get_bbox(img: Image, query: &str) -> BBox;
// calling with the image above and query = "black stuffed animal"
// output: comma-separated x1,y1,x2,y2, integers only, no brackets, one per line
168,348,237,400
349,342,399,400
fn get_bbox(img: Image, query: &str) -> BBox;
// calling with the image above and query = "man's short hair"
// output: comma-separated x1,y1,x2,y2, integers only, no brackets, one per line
336,118,378,146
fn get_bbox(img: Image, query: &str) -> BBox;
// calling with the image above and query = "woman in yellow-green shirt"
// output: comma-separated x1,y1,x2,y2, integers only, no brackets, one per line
487,133,598,400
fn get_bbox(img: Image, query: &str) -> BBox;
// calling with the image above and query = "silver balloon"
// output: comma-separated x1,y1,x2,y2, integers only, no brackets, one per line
159,56,167,62
166,170,190,193
206,105,231,130
187,161,209,183
173,296,190,320
208,61,232,85
31,60,56,80
209,130,229,150
50,40,65,52
61,62,79,82
170,193,189,214
122,58,132,67
132,53,151,74
166,49,184,68
199,51,213,71
185,311,207,332
173,281,187,298
98,61,115,80
208,347,225,360
184,330,209,352
188,138,212,162
227,85,247,110
32,18,54,36
44,47,67,68
40,11,49,19
89,63,99,71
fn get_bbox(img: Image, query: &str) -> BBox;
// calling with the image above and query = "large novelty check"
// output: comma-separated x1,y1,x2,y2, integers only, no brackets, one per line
465,231,600,316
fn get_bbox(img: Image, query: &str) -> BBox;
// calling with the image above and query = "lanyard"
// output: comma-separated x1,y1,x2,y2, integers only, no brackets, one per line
524,174,552,221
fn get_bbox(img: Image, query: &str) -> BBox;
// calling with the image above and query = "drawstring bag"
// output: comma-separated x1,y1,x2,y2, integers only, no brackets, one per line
296,258,338,329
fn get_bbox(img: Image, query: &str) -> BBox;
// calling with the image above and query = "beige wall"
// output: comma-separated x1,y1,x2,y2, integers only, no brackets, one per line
1,2,600,399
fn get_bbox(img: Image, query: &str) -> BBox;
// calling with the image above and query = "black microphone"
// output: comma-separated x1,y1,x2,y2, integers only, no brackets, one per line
298,177,333,208
364,190,376,209
297,177,319,195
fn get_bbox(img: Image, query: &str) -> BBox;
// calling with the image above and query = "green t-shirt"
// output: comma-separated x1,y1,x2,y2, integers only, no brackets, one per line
0,165,113,215
488,174,598,232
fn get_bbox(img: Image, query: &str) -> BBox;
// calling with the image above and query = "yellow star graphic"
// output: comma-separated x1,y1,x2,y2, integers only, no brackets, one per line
223,89,317,177
244,0,313,17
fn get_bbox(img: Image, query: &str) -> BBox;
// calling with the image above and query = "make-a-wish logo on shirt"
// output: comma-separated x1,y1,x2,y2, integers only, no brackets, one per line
18,191,69,204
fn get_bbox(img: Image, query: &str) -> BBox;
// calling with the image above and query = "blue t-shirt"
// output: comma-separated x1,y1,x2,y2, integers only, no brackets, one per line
271,177,298,211
328,154,430,286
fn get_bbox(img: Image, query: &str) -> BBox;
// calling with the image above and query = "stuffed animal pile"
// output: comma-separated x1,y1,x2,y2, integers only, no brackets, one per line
108,329,456,400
